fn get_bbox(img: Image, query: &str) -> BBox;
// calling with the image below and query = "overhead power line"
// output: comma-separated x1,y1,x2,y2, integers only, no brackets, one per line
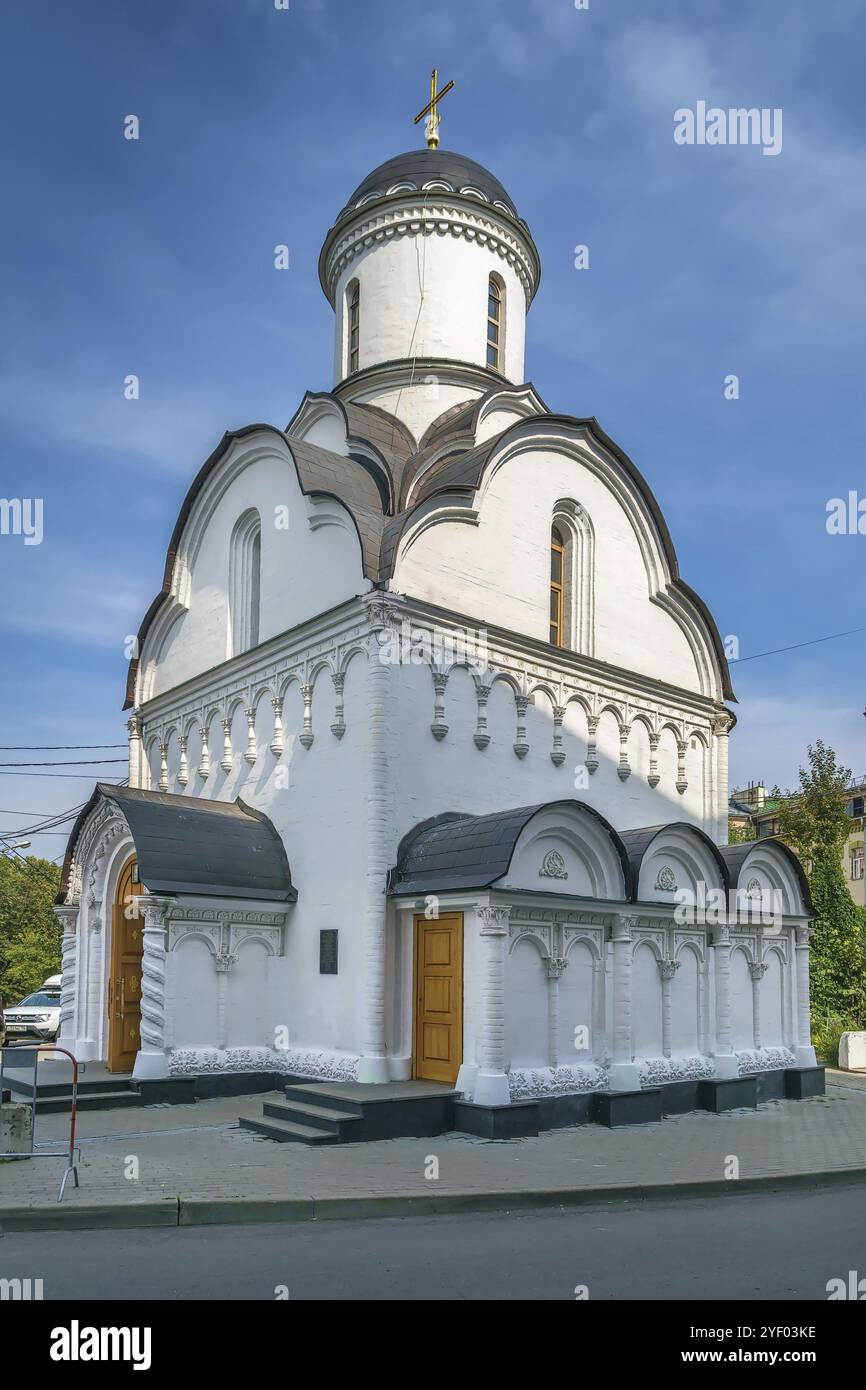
0,771,120,778
0,743,126,750
0,758,127,767
735,625,866,665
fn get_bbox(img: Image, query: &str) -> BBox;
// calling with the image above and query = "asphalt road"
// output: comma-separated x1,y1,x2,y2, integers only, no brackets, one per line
2,1184,865,1300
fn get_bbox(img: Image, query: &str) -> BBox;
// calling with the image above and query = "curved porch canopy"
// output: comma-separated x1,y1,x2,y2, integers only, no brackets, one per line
57,783,297,904
389,800,812,915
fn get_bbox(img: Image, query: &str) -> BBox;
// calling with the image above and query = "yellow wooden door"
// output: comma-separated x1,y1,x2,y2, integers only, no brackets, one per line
413,913,463,1084
108,856,143,1073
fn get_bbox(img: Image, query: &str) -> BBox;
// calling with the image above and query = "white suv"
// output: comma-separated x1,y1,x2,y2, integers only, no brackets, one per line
3,981,62,1045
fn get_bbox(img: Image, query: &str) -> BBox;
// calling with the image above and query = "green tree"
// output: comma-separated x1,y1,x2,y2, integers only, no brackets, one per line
777,742,866,1026
0,855,62,1005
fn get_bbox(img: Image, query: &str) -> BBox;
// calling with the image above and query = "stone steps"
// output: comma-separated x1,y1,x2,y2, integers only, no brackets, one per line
240,1080,457,1145
240,1113,340,1145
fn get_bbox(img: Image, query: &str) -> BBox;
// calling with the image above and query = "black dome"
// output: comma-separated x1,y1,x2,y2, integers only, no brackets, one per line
342,149,519,219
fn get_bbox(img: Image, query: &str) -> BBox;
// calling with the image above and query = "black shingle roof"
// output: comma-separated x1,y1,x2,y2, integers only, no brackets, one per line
719,840,814,915
389,801,631,897
618,823,731,899
58,785,296,904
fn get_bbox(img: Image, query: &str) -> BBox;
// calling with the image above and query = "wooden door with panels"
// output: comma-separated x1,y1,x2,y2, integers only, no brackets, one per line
108,855,144,1073
413,912,463,1084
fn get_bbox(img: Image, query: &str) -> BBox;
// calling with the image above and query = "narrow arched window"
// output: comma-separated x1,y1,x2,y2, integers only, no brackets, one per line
487,275,503,370
228,510,262,657
348,281,360,374
550,503,596,656
549,524,564,647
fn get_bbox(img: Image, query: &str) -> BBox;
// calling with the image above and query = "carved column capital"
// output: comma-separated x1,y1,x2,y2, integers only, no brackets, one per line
137,894,173,933
658,958,680,981
546,956,568,980
53,903,80,935
477,904,512,933
613,913,639,941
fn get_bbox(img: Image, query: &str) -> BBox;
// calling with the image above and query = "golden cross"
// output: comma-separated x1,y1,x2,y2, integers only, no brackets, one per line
413,68,455,150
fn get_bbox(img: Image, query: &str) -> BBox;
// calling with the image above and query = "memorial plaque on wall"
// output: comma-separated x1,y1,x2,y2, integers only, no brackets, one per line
319,929,338,974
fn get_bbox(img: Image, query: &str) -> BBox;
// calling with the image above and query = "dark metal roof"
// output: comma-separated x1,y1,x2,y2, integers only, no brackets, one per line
123,389,735,710
57,784,297,904
618,823,731,898
344,149,518,219
719,840,814,916
389,800,630,897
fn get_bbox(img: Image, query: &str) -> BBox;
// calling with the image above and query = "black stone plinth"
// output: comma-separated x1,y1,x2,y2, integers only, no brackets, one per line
594,1088,663,1127
452,1099,539,1139
697,1076,757,1113
784,1066,826,1099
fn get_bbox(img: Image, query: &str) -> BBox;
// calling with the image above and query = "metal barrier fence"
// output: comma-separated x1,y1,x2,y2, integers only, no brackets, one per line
0,1045,80,1201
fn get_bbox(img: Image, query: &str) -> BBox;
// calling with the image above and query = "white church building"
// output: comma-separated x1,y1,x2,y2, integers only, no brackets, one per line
56,128,822,1131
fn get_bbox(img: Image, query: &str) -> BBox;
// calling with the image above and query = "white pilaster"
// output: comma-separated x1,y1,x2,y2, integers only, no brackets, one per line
608,914,641,1091
659,958,679,1058
474,904,512,1106
546,956,567,1067
357,607,392,1084
749,959,768,1050
713,715,731,843
711,924,739,1079
794,925,818,1066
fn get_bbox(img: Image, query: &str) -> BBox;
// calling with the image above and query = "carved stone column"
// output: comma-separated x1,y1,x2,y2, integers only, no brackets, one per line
711,923,739,1078
675,740,688,796
659,958,680,1058
177,735,189,788
513,695,530,760
794,925,818,1066
270,697,284,755
585,716,599,775
475,905,512,1106
244,707,258,764
126,714,143,789
82,898,103,1061
648,733,660,790
608,914,641,1091
330,673,346,740
547,956,567,1067
54,904,80,1048
158,742,169,792
473,683,491,750
550,706,566,767
299,685,314,750
749,960,768,1050
133,895,173,1080
430,671,448,741
198,721,211,780
220,718,233,772
617,723,631,781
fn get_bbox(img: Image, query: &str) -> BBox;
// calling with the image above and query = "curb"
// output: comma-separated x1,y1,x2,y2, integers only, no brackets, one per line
3,1166,866,1233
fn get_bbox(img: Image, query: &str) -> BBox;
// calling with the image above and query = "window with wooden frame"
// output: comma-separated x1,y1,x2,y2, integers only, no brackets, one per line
486,275,503,370
348,281,360,374
550,524,564,647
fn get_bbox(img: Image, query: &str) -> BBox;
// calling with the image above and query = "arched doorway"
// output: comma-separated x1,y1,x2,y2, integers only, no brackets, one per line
108,855,144,1072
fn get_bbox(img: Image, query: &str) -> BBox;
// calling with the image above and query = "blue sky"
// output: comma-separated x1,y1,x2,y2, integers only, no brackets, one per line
1,0,864,860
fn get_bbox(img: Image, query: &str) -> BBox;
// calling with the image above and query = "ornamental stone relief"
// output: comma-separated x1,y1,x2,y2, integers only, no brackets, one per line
655,865,678,893
539,849,568,881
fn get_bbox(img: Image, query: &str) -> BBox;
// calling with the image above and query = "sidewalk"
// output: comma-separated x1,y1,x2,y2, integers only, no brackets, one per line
2,1074,865,1231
